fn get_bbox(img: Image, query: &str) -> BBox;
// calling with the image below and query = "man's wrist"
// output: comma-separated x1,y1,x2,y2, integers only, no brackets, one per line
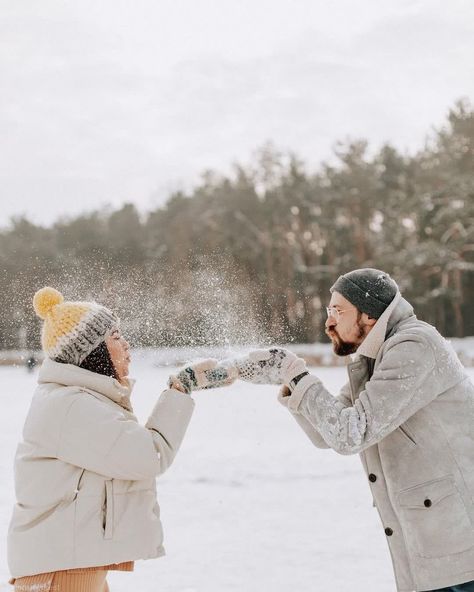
288,371,310,392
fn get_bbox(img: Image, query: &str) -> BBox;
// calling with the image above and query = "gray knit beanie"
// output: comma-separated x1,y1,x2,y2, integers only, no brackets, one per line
330,268,399,319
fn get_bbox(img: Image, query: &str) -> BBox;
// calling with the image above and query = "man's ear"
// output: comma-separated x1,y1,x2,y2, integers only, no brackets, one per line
362,313,377,326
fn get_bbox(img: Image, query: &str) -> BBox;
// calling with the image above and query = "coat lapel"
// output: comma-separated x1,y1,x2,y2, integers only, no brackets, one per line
347,357,370,403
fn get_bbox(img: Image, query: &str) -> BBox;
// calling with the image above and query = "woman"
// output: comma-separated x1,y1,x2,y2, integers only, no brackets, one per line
8,287,195,592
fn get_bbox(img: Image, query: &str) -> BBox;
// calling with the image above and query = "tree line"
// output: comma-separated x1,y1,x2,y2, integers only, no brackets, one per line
1,99,473,350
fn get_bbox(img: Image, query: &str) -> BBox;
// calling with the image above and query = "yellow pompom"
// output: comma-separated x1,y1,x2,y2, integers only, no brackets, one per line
33,287,64,319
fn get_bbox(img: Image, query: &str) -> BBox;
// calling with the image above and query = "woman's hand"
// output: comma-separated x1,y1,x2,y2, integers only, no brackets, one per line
233,348,307,386
168,359,238,394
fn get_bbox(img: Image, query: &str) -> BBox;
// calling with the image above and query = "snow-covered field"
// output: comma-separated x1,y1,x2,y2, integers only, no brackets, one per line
2,357,473,592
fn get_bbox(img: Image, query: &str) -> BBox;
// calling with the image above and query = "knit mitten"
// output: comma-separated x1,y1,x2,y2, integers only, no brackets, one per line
168,359,238,394
231,348,307,386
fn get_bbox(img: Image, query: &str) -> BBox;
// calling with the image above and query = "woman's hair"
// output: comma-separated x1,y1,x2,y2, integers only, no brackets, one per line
56,340,119,380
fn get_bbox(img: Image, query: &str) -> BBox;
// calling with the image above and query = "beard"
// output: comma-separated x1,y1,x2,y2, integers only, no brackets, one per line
326,318,367,356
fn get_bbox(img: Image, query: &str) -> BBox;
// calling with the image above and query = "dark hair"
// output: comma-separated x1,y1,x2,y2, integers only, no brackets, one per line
79,341,119,380
56,340,119,380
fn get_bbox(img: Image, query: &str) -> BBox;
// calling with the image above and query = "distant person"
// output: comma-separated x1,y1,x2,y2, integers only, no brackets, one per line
8,287,195,592
25,353,37,373
173,268,474,592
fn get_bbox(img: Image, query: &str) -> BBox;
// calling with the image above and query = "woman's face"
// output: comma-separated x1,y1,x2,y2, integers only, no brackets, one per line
105,329,130,382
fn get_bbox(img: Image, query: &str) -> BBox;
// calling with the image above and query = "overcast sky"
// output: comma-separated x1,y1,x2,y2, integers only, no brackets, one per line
1,0,474,228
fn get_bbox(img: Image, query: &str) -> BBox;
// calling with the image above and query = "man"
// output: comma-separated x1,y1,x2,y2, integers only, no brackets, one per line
170,268,474,592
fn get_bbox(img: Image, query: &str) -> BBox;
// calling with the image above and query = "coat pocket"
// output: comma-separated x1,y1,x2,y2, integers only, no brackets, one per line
398,476,474,558
398,423,416,446
103,480,114,540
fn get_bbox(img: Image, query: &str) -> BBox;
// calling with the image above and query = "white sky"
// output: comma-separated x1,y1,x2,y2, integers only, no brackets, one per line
1,0,474,227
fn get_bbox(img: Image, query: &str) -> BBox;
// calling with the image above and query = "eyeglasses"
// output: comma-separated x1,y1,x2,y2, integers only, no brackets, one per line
326,307,348,322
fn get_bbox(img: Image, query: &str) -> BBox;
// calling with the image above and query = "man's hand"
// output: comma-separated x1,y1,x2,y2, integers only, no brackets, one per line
233,348,307,386
168,359,238,394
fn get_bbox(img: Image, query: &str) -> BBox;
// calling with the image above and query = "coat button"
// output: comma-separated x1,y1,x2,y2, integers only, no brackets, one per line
368,473,377,482
424,499,432,508
385,527,393,536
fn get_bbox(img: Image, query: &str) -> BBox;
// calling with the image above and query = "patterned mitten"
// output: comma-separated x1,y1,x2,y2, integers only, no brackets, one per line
232,348,307,385
168,359,238,394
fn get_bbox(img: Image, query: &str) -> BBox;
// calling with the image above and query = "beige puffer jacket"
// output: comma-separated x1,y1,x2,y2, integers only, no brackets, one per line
8,358,194,578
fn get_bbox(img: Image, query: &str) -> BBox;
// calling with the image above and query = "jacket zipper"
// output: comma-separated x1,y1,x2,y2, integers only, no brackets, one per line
73,469,86,500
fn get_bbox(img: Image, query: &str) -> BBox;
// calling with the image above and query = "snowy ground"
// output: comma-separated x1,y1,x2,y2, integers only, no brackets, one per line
2,357,473,592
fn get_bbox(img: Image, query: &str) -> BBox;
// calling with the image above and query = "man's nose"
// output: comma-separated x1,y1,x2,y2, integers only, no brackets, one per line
325,316,336,329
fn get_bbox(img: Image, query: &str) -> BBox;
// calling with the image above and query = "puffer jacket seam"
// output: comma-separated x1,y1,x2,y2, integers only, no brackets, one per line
73,484,78,563
57,395,82,459
59,394,131,464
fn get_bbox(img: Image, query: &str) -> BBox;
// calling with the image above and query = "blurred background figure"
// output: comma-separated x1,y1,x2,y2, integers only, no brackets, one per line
25,353,37,373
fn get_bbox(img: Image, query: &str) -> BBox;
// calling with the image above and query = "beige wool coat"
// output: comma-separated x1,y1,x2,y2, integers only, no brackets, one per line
8,358,195,578
280,293,474,592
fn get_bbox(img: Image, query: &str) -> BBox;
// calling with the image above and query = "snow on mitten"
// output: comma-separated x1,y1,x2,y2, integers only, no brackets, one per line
168,359,238,394
233,348,307,386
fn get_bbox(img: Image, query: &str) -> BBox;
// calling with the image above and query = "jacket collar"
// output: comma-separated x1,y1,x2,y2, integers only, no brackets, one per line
355,293,414,360
38,357,135,411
